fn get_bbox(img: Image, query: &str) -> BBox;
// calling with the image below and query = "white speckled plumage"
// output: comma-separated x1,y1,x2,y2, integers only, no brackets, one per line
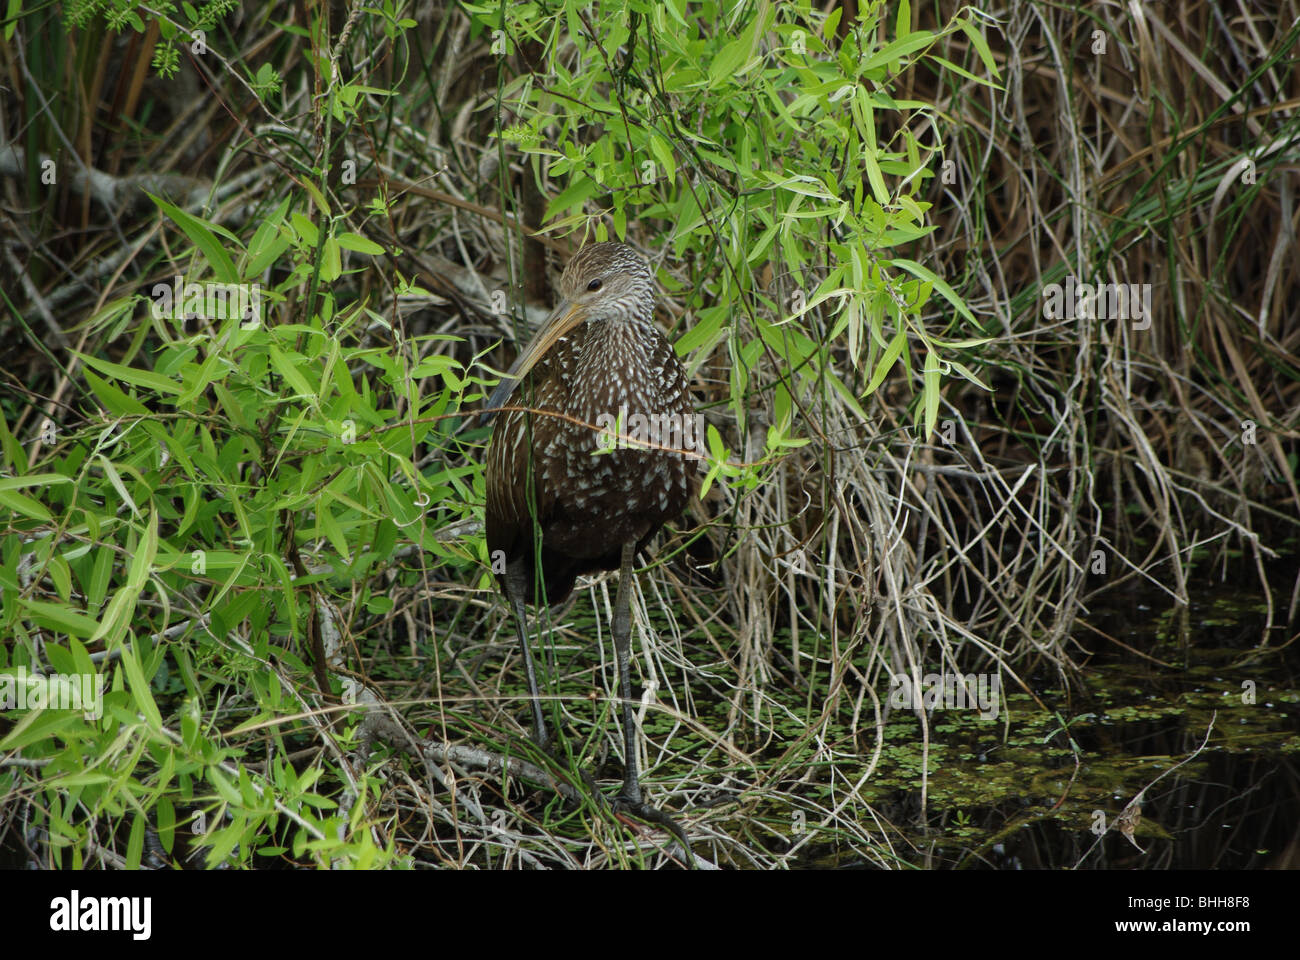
484,242,693,604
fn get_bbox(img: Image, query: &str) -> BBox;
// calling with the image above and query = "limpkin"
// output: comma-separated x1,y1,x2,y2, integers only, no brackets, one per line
482,241,694,855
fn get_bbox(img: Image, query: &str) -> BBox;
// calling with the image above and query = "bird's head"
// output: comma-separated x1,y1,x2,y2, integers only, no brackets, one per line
555,242,655,320
481,242,654,423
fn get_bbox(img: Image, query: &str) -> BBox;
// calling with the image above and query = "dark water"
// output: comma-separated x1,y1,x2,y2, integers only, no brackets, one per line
818,573,1300,869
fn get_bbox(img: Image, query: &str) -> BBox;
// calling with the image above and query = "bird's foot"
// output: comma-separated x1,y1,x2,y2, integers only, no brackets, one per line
542,756,693,866
610,791,693,867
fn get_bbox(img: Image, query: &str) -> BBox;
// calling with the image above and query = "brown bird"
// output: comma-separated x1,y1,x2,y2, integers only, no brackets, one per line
482,241,694,854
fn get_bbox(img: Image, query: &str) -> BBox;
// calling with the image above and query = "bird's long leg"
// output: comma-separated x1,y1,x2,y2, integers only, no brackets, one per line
505,557,549,751
611,540,642,803
610,540,692,864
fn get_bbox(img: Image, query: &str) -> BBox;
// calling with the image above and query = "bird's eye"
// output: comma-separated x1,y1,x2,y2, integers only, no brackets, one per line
587,278,603,292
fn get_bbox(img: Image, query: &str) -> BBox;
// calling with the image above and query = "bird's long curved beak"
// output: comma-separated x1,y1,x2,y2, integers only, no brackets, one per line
480,299,585,425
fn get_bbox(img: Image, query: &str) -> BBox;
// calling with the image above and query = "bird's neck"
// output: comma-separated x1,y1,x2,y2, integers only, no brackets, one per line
590,314,658,351
571,317,660,412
